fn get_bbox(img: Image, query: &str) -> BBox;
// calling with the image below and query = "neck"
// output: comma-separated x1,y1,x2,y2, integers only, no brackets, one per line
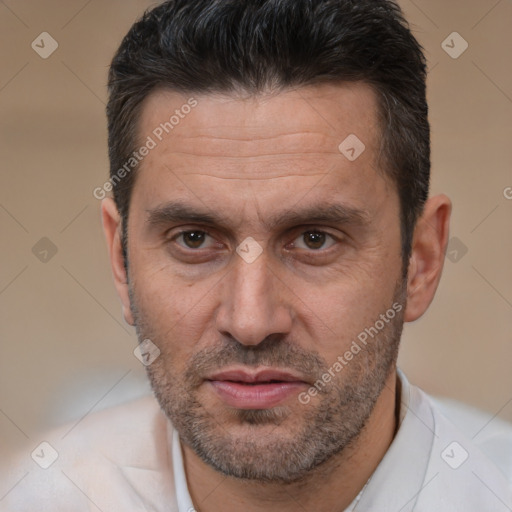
182,370,399,512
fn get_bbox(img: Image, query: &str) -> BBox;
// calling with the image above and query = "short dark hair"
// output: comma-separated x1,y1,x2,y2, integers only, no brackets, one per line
107,0,430,268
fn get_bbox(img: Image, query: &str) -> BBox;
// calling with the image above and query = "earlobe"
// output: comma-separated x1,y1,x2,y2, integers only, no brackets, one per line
404,194,452,322
101,198,135,326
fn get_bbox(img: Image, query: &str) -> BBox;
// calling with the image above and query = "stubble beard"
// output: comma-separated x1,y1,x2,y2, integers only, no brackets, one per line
129,280,406,484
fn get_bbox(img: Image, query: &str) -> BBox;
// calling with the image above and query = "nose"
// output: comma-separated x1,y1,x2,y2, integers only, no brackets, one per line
215,249,293,346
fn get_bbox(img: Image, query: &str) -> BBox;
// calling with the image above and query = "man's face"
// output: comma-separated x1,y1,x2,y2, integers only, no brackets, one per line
125,83,406,482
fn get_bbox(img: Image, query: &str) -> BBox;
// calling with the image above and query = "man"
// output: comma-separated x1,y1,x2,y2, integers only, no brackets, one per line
2,0,511,510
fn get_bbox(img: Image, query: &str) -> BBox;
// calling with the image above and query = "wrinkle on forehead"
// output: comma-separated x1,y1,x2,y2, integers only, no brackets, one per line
133,82,388,209
150,152,343,181
137,83,380,160
181,172,329,181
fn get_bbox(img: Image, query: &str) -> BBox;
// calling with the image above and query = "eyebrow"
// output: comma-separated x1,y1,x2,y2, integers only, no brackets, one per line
145,201,371,231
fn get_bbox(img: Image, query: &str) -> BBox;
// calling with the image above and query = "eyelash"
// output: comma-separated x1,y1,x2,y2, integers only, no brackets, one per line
169,228,339,252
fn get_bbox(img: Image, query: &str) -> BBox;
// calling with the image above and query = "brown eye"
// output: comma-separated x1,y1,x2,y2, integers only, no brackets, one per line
303,231,326,250
178,231,209,249
293,230,335,251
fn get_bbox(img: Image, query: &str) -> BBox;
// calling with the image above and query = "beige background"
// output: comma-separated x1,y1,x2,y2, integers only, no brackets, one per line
1,0,511,472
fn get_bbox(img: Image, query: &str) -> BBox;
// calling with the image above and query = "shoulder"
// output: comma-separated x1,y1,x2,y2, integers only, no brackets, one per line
0,395,179,512
413,385,512,511
431,393,512,483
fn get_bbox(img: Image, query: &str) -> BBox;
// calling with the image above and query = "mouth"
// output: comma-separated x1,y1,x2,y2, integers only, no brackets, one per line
205,368,309,409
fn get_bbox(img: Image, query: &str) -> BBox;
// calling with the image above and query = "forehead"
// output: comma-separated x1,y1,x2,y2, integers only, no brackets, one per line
132,82,392,220
138,82,380,163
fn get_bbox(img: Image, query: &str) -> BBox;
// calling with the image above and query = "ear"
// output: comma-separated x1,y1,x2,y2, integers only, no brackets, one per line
101,198,134,326
404,194,452,322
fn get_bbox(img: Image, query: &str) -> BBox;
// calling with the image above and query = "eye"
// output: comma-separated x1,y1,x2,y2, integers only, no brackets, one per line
174,230,215,249
292,230,337,251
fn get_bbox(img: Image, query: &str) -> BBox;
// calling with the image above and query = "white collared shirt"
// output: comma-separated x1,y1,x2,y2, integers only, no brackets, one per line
2,370,511,511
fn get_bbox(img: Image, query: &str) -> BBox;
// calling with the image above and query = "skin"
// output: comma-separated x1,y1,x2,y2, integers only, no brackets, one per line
102,83,451,512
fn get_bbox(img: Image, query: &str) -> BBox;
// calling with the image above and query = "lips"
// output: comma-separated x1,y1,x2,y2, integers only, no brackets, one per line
207,368,305,384
205,368,308,409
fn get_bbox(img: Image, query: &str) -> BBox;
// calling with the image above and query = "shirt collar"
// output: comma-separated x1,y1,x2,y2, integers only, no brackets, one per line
170,424,196,512
355,369,436,511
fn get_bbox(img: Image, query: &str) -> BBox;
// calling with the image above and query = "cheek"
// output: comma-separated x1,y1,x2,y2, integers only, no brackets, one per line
132,267,217,355
293,265,400,356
